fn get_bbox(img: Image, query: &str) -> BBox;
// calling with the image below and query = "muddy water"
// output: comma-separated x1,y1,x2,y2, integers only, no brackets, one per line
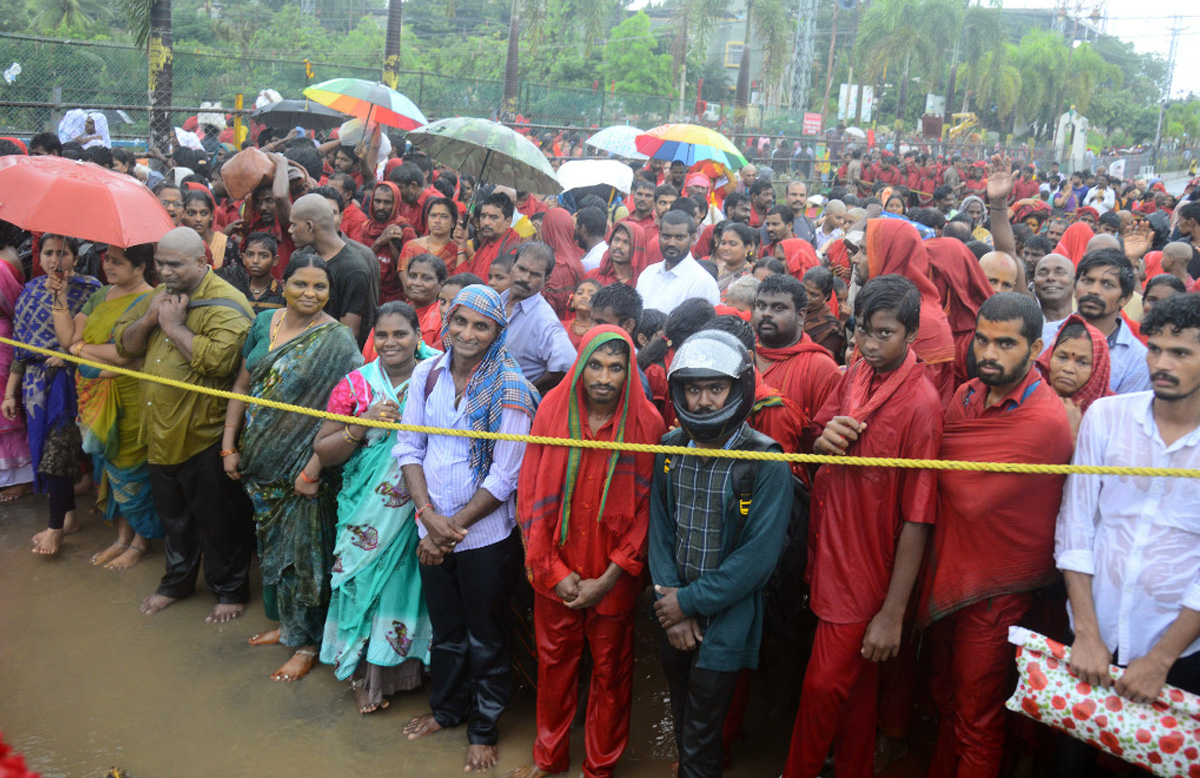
0,496,797,778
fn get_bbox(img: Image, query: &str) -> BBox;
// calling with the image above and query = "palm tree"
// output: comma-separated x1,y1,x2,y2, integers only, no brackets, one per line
116,0,172,151
855,0,958,126
382,0,402,89
30,0,110,32
961,45,1021,125
502,0,520,116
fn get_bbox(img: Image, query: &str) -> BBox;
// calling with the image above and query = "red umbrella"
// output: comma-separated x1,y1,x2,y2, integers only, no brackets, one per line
0,155,175,247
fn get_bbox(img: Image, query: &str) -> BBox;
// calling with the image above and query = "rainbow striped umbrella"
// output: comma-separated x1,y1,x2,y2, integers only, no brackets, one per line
302,78,427,131
635,123,748,170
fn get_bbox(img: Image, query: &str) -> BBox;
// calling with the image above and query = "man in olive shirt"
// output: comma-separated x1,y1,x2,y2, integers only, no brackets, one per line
115,228,256,624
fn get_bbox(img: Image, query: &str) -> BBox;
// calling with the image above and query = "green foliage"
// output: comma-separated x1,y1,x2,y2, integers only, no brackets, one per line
603,12,672,95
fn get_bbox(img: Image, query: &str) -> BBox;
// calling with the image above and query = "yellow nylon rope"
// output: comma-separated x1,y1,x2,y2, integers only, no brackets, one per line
4,334,1198,478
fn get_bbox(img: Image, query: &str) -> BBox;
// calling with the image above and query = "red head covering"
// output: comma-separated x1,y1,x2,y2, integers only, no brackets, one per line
0,137,27,154
360,181,403,245
518,326,665,591
590,221,650,286
1053,221,1094,266
542,207,586,265
1073,206,1100,224
864,218,956,366
924,237,993,336
776,238,819,280
383,158,405,180
1035,314,1113,413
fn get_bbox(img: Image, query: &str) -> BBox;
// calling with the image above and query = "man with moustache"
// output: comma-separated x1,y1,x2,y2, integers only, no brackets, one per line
760,205,796,259
115,227,255,624
1074,248,1151,393
636,211,720,314
621,179,658,235
501,242,576,394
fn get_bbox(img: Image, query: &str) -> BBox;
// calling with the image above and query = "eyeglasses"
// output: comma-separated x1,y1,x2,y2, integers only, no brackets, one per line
160,199,183,209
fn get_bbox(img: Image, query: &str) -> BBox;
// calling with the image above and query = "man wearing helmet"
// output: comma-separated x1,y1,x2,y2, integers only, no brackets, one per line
647,329,793,778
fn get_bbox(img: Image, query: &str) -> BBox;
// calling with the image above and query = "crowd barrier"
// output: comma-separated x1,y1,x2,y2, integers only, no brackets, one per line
2,334,1198,478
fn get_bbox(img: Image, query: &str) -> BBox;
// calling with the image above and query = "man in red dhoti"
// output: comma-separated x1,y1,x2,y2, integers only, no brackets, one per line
752,274,842,424
514,325,666,778
918,293,1073,778
850,218,958,405
783,275,944,778
463,193,522,279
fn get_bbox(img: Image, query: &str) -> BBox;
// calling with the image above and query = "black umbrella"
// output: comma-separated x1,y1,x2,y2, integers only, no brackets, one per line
249,99,346,131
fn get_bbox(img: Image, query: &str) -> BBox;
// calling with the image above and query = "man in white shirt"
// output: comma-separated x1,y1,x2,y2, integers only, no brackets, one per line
575,205,609,273
1081,177,1116,215
636,210,720,314
1056,292,1200,703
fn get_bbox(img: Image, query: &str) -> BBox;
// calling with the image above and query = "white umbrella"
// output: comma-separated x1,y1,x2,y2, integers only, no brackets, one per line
557,159,635,193
584,125,648,159
845,126,867,139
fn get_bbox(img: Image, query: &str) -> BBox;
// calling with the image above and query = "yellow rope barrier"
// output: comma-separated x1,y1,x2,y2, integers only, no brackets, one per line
4,334,1198,478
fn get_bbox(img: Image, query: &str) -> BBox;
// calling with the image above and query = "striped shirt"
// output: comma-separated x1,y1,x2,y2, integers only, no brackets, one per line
394,351,530,552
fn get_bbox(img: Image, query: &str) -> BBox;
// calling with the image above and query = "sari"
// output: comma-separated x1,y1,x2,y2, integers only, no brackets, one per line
0,260,31,486
75,287,161,539
238,315,363,646
321,349,438,700
13,274,100,488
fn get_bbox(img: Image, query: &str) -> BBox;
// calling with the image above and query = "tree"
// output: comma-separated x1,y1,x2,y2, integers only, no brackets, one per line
962,45,1021,124
29,0,110,32
855,0,959,127
603,12,672,95
382,0,402,89
115,0,172,150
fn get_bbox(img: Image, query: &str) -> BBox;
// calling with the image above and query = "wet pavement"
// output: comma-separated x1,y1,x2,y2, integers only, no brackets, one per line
0,494,808,778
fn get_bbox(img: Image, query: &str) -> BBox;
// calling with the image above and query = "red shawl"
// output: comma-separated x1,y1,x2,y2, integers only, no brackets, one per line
757,334,842,422
825,238,851,281
518,326,665,612
749,369,806,458
355,182,405,247
542,207,586,267
925,236,993,387
778,238,819,280
465,226,521,278
865,218,957,372
1035,313,1112,414
1053,221,1094,267
590,221,650,286
919,372,1074,626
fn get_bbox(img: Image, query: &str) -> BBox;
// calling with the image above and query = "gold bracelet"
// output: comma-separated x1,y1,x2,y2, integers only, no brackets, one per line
343,424,362,443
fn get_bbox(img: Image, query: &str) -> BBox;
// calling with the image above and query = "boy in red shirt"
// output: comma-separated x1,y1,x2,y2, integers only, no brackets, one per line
783,275,944,778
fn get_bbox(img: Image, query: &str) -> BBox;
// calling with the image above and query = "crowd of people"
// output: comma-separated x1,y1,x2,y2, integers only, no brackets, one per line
1,120,1200,778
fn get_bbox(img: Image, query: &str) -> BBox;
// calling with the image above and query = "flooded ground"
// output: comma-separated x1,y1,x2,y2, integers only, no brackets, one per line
1,495,827,778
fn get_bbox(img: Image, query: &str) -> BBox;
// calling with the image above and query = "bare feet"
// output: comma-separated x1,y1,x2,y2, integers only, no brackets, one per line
92,542,129,566
140,593,177,615
404,713,444,741
62,511,80,535
270,648,317,682
31,528,63,555
465,744,499,773
0,483,32,502
206,603,245,624
248,627,281,646
353,681,391,714
105,542,150,570
74,473,93,496
506,764,560,778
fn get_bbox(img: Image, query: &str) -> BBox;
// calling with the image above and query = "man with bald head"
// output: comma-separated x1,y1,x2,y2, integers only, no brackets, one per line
1033,253,1075,344
290,192,379,347
979,251,1020,294
115,227,256,624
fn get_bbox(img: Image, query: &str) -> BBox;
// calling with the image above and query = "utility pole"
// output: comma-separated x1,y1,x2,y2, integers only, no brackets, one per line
789,0,819,120
1152,16,1181,171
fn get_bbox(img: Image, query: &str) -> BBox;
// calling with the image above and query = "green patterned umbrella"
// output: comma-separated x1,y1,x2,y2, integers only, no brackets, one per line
404,116,562,195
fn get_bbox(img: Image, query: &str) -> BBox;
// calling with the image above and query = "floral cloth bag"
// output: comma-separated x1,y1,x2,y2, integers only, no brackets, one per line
1006,626,1200,777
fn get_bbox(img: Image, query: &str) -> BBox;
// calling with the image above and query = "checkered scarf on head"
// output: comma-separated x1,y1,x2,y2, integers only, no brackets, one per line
440,284,538,485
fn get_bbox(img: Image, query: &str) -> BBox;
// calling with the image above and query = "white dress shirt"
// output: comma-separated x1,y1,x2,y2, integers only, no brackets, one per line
1055,392,1200,663
635,253,721,314
581,240,608,272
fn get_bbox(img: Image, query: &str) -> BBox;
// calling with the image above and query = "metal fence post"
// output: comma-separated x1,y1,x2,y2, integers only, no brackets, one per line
419,71,425,106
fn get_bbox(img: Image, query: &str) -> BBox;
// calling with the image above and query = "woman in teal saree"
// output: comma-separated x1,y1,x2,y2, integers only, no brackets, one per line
222,255,362,683
314,301,435,714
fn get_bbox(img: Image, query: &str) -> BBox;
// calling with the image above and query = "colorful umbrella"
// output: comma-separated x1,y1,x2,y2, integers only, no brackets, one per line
557,160,634,193
585,125,648,159
249,99,346,131
405,116,562,195
302,77,427,131
635,123,748,170
0,156,175,248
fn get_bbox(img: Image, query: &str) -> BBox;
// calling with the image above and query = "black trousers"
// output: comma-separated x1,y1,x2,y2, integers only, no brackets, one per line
419,528,522,745
148,441,255,604
660,635,740,778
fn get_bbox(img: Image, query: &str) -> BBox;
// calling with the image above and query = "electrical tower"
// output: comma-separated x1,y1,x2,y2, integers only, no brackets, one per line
1152,16,1181,169
789,0,819,121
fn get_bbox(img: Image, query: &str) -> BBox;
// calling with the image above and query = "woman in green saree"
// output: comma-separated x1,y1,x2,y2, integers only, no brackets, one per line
314,301,436,714
221,254,362,683
56,243,161,569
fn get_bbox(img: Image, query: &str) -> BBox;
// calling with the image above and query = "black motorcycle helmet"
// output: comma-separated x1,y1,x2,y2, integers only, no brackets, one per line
668,329,756,443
